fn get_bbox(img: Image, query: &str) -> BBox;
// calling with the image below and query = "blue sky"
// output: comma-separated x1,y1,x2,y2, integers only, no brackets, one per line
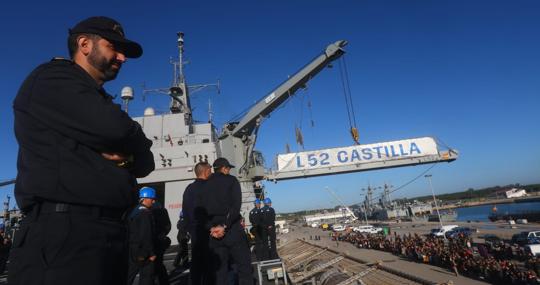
1,1,539,212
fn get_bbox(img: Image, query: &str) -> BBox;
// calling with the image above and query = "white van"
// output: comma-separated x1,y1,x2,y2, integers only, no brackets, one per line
353,225,382,234
332,224,346,232
430,225,458,237
525,244,540,256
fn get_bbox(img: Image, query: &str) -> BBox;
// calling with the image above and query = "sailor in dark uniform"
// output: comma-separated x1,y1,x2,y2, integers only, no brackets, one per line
262,198,279,260
249,199,267,260
180,162,211,284
196,158,253,285
10,16,153,285
128,187,158,285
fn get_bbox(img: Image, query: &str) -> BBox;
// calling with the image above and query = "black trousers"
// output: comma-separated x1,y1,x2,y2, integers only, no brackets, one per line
253,226,268,261
127,259,155,285
267,226,278,260
155,251,169,285
8,210,128,285
189,228,208,285
258,227,269,260
206,224,253,285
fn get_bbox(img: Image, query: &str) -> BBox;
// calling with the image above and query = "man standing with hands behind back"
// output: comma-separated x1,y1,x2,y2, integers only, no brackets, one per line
10,16,154,285
197,158,252,285
180,161,211,284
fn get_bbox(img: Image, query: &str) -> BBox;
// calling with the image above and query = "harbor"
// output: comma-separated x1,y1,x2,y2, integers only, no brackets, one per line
1,2,540,284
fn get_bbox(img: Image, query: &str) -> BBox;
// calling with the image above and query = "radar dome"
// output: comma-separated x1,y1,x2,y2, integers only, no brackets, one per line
144,107,155,116
121,86,134,100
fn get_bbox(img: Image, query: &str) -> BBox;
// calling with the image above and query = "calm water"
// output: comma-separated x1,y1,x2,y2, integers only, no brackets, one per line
455,201,540,222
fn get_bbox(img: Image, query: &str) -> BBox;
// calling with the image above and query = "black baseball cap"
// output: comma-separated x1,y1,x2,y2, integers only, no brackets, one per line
69,16,143,58
213,158,235,169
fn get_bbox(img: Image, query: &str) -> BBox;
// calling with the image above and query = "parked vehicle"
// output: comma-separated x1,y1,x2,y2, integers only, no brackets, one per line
321,223,329,231
525,244,540,256
429,225,459,237
332,224,346,232
511,231,540,246
353,225,383,234
483,234,503,248
445,227,474,239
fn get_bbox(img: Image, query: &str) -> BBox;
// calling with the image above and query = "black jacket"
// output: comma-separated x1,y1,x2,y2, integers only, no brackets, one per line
261,206,275,227
13,58,154,211
182,179,206,233
129,205,156,261
249,207,261,226
196,172,242,231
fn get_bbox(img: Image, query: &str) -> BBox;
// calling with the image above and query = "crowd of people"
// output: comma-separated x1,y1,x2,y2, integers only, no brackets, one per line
333,230,540,284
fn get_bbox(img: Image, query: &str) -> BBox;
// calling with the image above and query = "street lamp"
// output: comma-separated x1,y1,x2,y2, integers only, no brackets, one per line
425,174,444,230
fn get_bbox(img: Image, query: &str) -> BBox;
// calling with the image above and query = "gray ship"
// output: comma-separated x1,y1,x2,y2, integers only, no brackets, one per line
129,33,349,243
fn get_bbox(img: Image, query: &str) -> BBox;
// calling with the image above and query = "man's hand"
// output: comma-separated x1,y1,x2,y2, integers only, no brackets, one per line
101,152,128,162
102,152,133,168
210,225,225,239
148,255,157,262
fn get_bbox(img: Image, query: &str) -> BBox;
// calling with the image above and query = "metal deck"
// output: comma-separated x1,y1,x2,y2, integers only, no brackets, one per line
278,239,435,285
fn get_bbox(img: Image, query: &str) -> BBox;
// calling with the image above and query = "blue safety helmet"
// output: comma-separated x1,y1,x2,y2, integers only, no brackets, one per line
139,187,156,199
263,198,272,204
254,199,261,204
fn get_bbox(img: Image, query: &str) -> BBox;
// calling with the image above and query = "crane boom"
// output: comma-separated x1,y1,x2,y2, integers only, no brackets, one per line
267,137,458,181
229,40,348,138
0,179,15,187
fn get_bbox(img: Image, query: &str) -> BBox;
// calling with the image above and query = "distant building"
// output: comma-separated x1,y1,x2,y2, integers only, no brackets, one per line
505,188,527,198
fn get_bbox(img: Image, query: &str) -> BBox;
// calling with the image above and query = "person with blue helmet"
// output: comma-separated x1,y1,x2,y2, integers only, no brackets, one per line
249,198,267,260
261,197,279,259
127,187,158,285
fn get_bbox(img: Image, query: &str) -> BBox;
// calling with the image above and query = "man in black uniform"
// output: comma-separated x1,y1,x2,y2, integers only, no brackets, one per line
128,187,158,285
179,162,211,284
197,158,253,285
152,201,172,285
10,16,154,285
262,198,279,260
249,198,267,261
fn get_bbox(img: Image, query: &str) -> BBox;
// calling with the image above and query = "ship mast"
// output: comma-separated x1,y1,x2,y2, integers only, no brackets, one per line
176,32,185,86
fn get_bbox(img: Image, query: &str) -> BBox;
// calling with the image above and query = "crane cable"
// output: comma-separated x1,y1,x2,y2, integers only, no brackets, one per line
338,55,360,144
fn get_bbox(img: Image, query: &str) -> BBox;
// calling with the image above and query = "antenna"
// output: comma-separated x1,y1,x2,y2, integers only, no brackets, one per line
177,32,185,85
208,99,213,123
142,33,219,115
120,86,134,113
